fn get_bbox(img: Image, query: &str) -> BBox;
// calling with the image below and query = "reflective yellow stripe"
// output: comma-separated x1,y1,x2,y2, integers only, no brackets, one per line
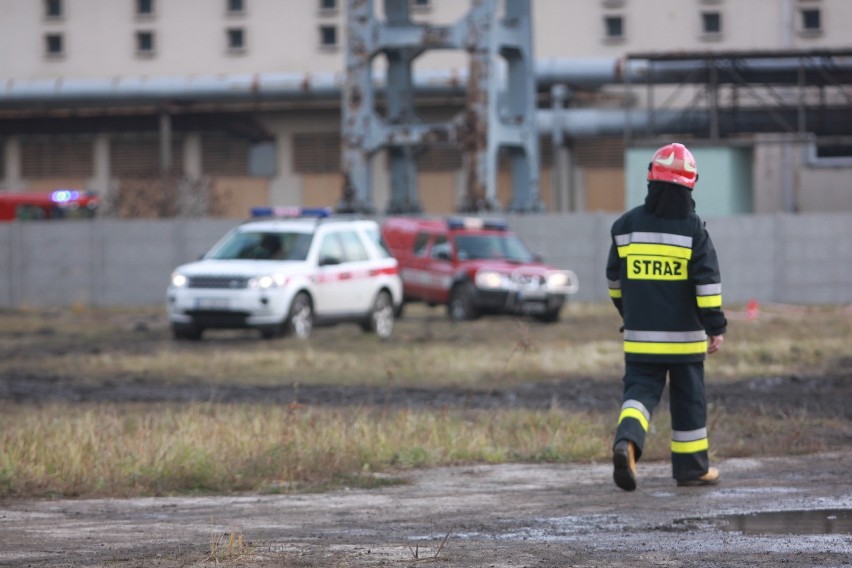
617,243,693,260
697,294,722,308
671,438,709,454
625,341,707,355
618,407,649,432
609,288,622,299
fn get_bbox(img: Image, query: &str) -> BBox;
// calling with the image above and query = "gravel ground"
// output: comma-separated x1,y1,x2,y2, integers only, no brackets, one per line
1,452,850,567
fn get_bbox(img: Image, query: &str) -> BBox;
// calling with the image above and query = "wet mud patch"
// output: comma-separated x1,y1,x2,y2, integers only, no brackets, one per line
717,508,851,536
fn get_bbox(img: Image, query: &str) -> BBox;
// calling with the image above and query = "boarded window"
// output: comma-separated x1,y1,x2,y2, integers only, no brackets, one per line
202,133,250,175
573,137,624,168
111,135,183,176
293,132,341,174
21,137,93,177
539,137,554,168
415,146,463,172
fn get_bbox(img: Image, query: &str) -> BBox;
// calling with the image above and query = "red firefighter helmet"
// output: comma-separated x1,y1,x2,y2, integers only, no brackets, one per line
647,143,698,189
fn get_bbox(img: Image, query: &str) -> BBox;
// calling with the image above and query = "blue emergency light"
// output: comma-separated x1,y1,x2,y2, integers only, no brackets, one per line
250,206,332,218
51,190,80,203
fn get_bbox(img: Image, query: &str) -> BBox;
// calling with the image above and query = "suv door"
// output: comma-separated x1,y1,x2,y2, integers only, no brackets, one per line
315,228,373,315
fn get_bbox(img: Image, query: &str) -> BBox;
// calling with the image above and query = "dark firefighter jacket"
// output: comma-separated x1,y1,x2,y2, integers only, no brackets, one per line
606,204,727,363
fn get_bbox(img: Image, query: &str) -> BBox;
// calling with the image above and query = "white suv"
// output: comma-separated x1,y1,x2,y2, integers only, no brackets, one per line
167,210,403,340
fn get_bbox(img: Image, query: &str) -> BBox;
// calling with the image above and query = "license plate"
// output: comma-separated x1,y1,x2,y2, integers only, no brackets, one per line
518,288,547,300
521,301,546,314
195,298,230,310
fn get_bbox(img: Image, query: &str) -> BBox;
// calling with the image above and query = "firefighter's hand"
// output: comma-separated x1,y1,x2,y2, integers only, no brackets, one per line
707,335,724,354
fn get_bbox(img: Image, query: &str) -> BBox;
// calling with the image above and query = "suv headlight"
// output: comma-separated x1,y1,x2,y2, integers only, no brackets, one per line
248,273,288,290
170,272,188,288
475,270,510,290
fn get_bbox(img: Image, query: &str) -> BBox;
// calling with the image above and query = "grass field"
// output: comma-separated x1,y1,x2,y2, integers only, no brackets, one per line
1,302,850,498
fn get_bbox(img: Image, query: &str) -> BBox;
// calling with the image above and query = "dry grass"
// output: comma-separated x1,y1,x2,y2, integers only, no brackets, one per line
0,403,612,498
2,302,849,388
0,302,849,499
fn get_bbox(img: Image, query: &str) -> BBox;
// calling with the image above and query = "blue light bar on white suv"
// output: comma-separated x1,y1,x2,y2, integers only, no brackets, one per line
250,206,332,219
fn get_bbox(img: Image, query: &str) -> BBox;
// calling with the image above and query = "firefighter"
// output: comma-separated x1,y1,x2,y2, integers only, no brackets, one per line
606,142,727,491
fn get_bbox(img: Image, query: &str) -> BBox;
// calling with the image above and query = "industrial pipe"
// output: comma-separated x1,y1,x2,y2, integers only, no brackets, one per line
3,56,851,108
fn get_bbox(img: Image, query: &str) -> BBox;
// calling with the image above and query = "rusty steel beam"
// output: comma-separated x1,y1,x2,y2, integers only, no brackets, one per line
340,0,541,214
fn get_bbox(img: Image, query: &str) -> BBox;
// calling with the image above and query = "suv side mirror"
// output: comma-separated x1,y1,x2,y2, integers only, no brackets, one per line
435,250,451,261
319,256,341,266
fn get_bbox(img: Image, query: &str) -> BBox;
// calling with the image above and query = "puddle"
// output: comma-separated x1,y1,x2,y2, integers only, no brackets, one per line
718,509,851,536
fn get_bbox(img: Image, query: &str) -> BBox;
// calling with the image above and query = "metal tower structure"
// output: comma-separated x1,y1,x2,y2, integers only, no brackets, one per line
340,0,541,214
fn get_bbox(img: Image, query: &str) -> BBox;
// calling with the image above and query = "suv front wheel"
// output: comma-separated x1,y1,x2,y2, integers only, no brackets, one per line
361,290,395,339
285,292,313,340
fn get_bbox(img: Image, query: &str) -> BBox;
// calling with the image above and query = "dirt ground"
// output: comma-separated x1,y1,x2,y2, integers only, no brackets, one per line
1,308,851,567
1,453,850,567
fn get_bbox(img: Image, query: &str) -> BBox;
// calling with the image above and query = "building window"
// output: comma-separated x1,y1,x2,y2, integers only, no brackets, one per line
411,0,431,8
227,0,245,14
800,8,822,33
604,15,624,40
319,0,337,12
293,132,341,173
701,11,722,36
45,33,64,57
808,141,852,167
319,25,337,48
136,31,155,55
44,0,63,18
21,137,94,178
227,27,246,52
136,0,155,17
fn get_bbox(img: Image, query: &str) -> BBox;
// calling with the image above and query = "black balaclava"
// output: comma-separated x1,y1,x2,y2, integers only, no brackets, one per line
644,180,695,219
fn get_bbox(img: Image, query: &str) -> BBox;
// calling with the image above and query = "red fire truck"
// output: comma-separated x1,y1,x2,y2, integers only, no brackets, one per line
0,190,99,221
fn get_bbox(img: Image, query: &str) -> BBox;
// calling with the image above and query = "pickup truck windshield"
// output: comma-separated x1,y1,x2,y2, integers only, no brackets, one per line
454,234,534,262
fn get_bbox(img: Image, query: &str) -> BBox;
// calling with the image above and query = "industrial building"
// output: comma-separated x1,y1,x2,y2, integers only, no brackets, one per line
1,0,850,217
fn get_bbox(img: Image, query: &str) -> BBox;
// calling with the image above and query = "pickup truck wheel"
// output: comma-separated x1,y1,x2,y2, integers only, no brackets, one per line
286,292,313,340
448,282,479,321
361,290,395,339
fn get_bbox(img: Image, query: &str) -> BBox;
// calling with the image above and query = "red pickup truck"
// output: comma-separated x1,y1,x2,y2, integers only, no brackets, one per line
381,216,578,322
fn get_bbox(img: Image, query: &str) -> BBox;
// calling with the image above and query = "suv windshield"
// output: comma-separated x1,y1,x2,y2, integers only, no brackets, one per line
208,231,314,261
454,234,534,262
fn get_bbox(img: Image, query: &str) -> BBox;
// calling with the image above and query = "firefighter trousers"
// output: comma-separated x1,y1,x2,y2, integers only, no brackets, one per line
613,360,711,482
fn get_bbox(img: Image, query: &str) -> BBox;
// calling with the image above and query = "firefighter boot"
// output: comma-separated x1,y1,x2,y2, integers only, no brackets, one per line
612,440,637,491
676,467,721,487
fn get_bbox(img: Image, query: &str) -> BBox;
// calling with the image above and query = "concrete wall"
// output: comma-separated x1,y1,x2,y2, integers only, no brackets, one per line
2,213,852,309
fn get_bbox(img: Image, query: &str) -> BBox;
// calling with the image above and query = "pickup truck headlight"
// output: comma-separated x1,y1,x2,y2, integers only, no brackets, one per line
170,272,188,288
546,270,579,294
248,273,288,290
475,270,510,290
